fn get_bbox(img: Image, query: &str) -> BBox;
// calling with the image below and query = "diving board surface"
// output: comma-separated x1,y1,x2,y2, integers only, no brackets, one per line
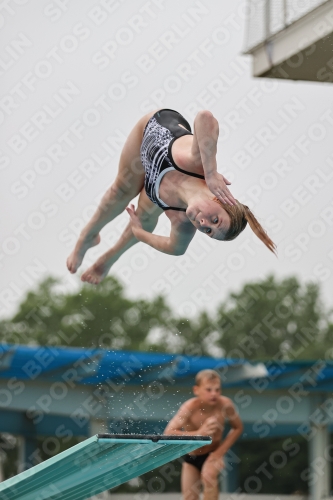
0,434,211,500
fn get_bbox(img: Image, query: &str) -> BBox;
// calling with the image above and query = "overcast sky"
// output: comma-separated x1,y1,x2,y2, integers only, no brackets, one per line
1,0,332,320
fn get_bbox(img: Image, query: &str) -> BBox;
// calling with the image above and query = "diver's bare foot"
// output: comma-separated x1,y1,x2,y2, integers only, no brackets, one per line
67,233,101,274
81,254,116,285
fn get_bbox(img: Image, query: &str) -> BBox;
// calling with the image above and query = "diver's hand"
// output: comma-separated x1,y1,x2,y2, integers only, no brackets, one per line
206,172,236,206
126,204,142,235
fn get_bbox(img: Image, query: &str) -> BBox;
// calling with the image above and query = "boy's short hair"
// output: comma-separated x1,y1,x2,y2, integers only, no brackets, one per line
195,369,221,386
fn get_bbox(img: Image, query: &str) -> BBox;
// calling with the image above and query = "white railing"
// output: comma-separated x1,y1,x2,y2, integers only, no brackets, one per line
244,0,330,51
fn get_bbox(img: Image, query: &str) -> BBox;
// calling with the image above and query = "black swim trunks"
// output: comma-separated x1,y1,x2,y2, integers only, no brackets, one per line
140,108,204,212
183,453,210,471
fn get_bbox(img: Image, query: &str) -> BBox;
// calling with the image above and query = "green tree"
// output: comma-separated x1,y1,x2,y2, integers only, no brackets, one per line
214,275,331,361
149,310,220,357
150,275,332,361
1,274,331,360
0,276,174,350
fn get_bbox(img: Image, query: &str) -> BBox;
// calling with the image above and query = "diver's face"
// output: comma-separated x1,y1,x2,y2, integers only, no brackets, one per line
186,200,230,240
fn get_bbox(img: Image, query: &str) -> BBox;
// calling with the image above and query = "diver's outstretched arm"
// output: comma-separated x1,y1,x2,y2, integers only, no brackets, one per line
126,204,196,256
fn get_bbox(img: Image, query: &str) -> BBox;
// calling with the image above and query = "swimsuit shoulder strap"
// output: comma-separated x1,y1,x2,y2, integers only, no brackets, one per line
168,138,205,180
163,206,187,212
153,192,187,212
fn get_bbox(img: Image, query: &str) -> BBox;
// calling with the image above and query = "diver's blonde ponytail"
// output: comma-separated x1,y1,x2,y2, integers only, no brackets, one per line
243,205,277,255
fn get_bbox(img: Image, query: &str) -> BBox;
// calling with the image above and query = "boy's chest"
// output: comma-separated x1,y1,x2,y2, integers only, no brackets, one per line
190,408,224,428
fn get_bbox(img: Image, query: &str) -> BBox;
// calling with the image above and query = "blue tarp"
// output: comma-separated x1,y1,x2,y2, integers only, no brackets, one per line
0,344,332,390
0,344,242,385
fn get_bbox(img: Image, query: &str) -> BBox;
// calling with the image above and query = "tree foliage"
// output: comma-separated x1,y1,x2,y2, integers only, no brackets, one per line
0,274,332,362
214,275,331,360
0,276,173,351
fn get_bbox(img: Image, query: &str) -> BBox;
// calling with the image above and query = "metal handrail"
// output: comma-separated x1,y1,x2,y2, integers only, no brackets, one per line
244,0,330,52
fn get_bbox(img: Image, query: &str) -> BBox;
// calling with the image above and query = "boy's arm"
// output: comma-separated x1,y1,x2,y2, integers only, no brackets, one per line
210,400,243,458
164,404,198,436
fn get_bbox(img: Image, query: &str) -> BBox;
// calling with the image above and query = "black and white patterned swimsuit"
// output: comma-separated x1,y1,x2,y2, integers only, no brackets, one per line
140,109,204,212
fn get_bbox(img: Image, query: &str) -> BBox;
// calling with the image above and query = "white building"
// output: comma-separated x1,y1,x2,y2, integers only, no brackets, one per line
244,0,333,82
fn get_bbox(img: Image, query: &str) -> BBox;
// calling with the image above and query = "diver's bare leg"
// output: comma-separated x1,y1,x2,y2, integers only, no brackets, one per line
81,191,161,284
66,110,157,274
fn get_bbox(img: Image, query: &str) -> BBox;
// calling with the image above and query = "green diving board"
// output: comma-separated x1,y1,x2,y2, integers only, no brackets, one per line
0,434,211,500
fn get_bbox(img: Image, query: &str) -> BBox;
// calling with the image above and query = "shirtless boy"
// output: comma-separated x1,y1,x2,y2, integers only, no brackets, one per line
164,369,243,500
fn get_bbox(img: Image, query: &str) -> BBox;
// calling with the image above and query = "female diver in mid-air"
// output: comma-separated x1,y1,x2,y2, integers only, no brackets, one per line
67,108,276,284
